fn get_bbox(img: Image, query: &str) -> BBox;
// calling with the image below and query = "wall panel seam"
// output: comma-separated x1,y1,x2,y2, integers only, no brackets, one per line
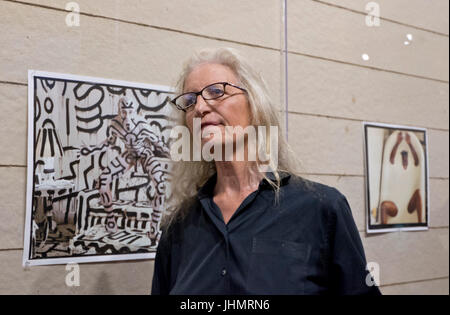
2,0,281,51
359,226,449,233
310,0,450,37
379,276,449,288
0,80,27,87
0,248,22,252
2,226,448,250
287,111,450,132
287,51,450,84
2,83,448,132
299,173,449,180
0,165,27,168
2,166,449,181
2,0,449,84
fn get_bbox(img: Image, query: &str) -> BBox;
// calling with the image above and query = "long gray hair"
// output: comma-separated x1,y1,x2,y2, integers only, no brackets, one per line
163,47,307,227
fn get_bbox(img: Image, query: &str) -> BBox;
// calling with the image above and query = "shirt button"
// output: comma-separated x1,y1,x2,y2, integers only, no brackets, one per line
221,268,227,276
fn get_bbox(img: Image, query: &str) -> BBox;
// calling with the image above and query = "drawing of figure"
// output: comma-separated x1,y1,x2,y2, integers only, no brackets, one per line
377,130,425,225
80,96,170,246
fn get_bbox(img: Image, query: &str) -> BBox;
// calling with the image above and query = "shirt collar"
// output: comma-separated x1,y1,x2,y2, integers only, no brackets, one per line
197,171,291,200
261,171,291,188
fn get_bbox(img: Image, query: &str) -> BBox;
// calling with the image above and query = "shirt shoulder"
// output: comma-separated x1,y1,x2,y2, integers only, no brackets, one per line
282,174,354,229
287,175,345,206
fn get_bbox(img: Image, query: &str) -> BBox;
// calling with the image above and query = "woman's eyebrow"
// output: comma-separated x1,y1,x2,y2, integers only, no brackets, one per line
182,85,197,93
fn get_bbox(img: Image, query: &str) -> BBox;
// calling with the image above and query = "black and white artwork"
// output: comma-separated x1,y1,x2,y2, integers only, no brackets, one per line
23,71,176,266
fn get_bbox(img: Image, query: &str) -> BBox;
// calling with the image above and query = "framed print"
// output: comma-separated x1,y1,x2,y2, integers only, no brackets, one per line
23,70,176,266
363,122,429,233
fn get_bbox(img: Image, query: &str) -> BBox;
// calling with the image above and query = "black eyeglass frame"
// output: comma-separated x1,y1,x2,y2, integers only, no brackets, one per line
170,82,247,112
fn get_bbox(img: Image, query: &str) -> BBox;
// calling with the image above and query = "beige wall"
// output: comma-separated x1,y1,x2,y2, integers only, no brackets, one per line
0,0,448,294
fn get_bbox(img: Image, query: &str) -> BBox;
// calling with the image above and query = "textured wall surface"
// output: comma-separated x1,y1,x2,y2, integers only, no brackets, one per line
0,0,448,294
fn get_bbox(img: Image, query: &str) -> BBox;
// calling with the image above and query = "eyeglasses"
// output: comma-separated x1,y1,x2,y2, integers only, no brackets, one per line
171,82,247,112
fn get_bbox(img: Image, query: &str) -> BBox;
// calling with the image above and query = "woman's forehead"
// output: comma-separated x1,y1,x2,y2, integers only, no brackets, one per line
184,63,237,91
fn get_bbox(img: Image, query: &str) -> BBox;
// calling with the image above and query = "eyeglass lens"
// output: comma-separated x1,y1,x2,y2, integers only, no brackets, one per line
177,83,226,109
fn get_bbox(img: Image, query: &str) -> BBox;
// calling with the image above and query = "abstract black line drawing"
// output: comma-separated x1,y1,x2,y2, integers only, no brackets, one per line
24,71,176,266
79,96,170,245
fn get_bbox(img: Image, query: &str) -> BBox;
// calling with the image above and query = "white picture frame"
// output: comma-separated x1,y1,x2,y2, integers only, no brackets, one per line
363,121,430,233
23,70,176,266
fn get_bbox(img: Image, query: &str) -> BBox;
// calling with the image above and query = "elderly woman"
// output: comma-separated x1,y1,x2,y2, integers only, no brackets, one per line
152,48,381,295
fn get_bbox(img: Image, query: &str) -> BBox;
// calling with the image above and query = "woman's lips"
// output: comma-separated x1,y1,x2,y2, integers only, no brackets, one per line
201,122,222,130
201,123,222,138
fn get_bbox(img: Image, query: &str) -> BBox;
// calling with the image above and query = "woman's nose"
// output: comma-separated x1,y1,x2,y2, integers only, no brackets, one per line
193,94,211,116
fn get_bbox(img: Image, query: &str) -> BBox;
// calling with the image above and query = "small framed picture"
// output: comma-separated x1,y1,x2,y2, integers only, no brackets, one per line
363,122,429,233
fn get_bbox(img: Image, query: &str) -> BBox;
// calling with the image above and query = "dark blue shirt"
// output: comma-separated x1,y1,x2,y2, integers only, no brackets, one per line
152,171,381,295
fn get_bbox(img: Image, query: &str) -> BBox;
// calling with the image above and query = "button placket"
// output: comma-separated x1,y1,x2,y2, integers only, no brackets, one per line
223,230,229,278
